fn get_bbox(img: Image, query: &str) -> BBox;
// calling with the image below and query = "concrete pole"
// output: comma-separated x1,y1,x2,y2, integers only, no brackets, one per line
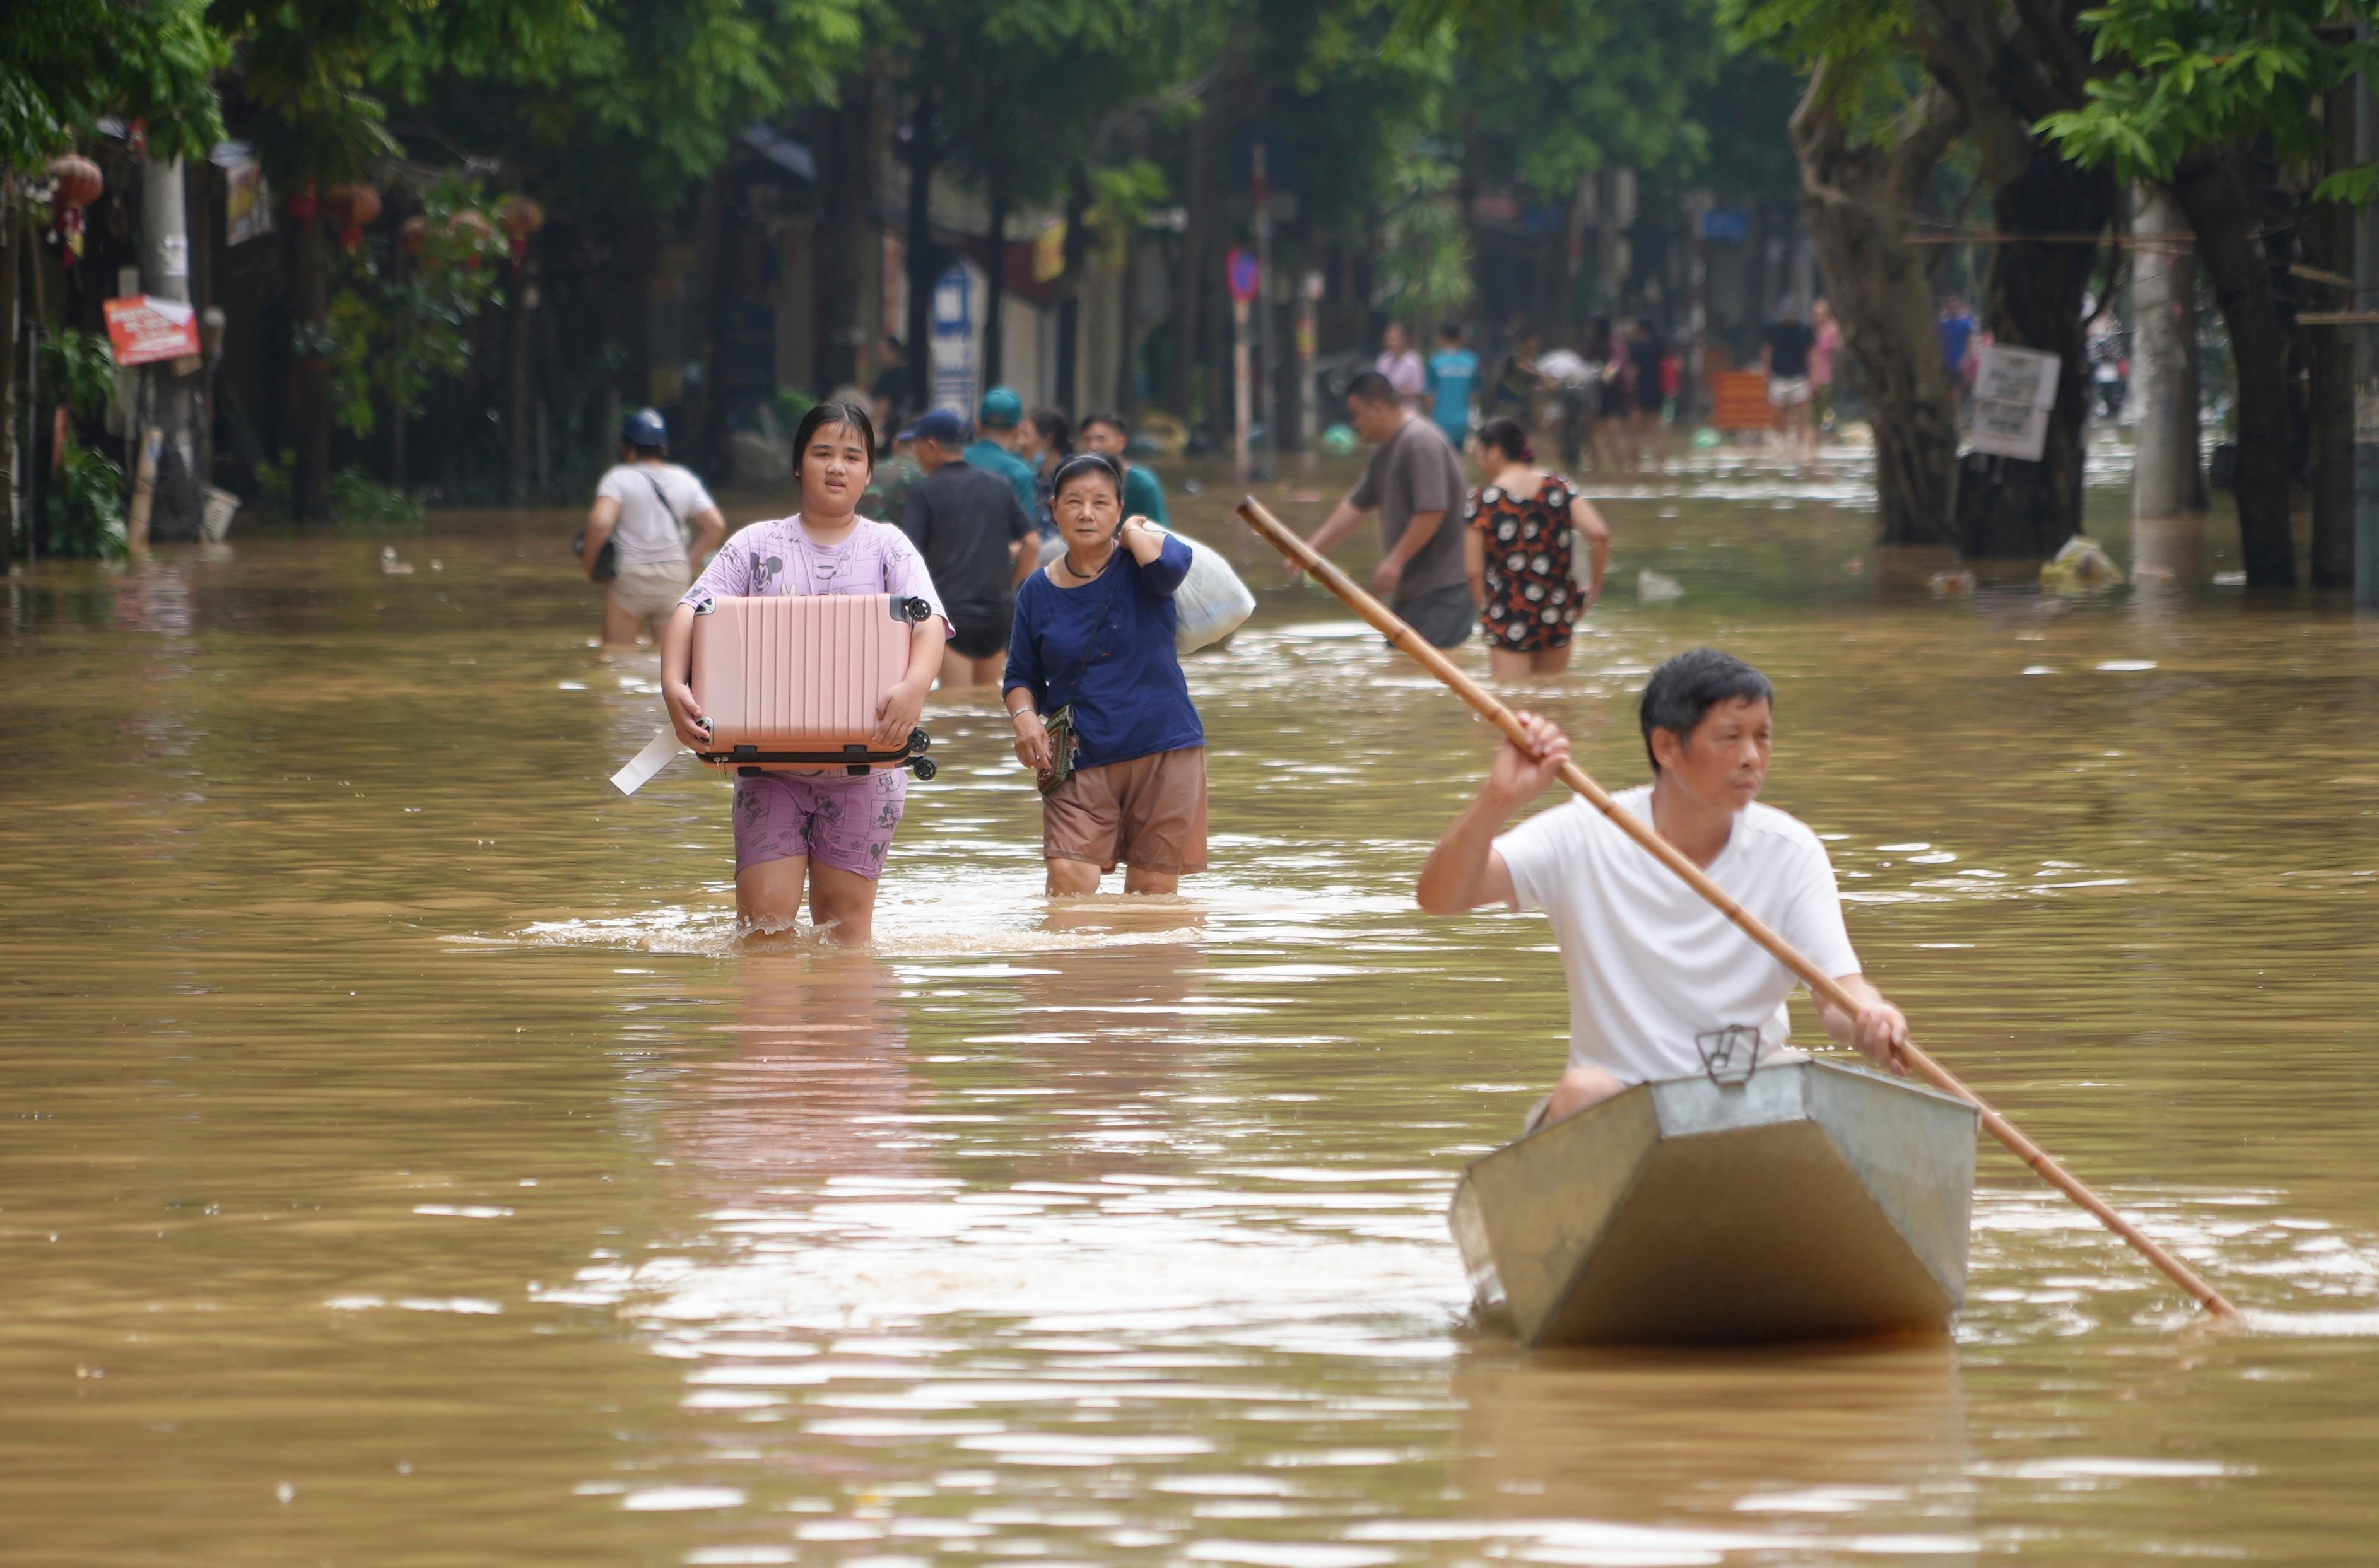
139,155,198,540
2128,183,2202,522
2358,57,2379,607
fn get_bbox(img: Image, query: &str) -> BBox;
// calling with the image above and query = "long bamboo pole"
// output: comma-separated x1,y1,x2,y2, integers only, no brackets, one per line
1237,494,2240,1321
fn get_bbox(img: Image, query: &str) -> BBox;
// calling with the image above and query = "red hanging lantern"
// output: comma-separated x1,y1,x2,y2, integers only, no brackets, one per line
289,185,319,221
49,154,104,213
47,153,103,263
322,182,382,250
501,194,545,266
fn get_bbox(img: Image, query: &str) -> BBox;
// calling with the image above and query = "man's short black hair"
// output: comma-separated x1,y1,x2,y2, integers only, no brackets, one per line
1346,370,1399,407
1640,648,1775,772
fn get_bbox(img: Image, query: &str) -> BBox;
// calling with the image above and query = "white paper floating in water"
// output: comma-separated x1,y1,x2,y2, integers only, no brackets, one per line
2096,660,2158,672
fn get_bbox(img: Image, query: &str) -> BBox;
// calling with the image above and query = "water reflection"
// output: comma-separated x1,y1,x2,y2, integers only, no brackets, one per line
1447,1346,1975,1560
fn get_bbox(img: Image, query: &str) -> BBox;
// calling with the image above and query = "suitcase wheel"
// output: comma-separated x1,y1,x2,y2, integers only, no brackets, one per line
910,757,937,781
895,595,932,624
906,727,931,757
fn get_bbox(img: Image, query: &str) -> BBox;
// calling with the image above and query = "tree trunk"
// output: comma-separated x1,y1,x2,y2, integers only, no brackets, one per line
508,264,533,502
983,182,1008,388
905,90,938,416
683,167,734,475
2,182,18,571
2171,141,2297,587
1790,69,1963,545
812,90,874,394
2129,183,2201,520
291,192,332,522
388,245,409,491
1960,148,2113,557
1168,116,1213,420
2309,84,2356,586
1054,165,1089,412
1913,0,2111,558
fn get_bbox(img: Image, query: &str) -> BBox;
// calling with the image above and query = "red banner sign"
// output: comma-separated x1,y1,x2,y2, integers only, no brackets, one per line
103,295,201,366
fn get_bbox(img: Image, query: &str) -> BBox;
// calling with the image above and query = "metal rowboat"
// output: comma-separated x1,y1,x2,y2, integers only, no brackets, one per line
1449,1059,1980,1347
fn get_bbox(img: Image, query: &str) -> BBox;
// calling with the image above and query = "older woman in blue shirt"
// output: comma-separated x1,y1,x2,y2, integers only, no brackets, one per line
1004,452,1206,895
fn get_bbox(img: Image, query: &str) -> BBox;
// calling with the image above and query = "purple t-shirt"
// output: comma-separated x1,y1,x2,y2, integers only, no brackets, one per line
681,514,953,635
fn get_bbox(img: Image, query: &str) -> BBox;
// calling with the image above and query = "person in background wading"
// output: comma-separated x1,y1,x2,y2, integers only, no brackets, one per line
1079,413,1170,525
1005,453,1207,897
1464,414,1611,682
1018,407,1072,539
897,407,1038,689
579,408,728,647
1294,371,1476,648
965,387,1042,518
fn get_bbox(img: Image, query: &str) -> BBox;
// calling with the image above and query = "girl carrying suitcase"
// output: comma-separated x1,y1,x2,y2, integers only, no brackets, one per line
659,401,952,944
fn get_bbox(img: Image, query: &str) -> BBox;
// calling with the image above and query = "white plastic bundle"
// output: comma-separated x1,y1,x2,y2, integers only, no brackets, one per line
1172,535,1257,653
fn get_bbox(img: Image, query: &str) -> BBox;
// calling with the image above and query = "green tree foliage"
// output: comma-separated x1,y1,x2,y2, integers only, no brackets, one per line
1375,149,1475,322
1454,0,1727,201
503,0,872,209
210,0,598,181
891,0,1204,219
2038,0,2379,201
1,0,225,168
35,329,129,558
322,179,507,438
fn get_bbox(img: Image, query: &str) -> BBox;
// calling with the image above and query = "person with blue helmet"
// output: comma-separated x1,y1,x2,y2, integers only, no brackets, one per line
579,408,727,647
965,387,1041,517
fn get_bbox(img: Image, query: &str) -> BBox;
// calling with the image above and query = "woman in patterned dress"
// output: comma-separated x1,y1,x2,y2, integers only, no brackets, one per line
1462,415,1611,681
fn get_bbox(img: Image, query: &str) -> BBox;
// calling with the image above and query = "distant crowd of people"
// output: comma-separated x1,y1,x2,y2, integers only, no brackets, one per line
1371,317,1681,477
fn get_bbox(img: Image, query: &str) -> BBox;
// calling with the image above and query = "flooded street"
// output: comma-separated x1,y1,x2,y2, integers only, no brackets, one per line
4,451,2377,1565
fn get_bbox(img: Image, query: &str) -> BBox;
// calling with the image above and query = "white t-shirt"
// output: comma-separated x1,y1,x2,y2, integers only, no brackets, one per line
596,462,717,568
1495,783,1859,1084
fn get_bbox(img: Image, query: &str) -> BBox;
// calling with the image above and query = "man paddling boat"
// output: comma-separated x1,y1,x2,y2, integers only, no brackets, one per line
1417,648,1911,1130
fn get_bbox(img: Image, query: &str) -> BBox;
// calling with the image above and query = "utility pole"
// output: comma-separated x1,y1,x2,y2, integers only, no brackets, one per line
139,153,201,542
2129,184,2202,523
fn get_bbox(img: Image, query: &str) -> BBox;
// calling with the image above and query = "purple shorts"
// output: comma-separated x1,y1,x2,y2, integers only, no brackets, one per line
732,771,908,879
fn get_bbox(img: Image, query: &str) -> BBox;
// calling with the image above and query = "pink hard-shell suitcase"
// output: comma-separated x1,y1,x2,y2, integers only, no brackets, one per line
690,593,937,780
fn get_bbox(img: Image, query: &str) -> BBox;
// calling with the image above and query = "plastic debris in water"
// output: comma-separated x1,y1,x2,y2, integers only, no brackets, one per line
1636,569,1684,604
2039,535,2123,594
1929,571,1975,596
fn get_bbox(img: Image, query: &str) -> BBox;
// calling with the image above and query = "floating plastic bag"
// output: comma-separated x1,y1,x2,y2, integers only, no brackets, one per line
1636,568,1684,604
2038,535,2124,594
1173,535,1256,653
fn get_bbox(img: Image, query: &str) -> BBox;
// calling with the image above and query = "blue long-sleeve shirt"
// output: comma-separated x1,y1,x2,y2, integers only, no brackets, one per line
1004,535,1204,770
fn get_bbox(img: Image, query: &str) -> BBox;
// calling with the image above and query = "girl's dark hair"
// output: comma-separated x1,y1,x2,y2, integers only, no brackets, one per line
1029,408,1072,457
792,399,878,474
1476,415,1532,465
1050,451,1124,501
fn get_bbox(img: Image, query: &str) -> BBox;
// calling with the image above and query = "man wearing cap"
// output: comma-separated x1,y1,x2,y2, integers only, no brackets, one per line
965,387,1041,517
898,406,1038,688
579,408,729,647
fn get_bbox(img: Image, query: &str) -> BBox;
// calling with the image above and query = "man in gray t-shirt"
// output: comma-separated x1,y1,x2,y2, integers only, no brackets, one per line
1293,371,1474,647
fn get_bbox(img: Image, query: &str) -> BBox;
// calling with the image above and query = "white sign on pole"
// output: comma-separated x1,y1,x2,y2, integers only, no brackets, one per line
929,262,980,416
1968,344,2061,461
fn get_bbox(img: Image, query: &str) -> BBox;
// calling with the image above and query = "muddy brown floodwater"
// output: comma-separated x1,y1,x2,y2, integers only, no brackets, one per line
3,445,2376,1565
